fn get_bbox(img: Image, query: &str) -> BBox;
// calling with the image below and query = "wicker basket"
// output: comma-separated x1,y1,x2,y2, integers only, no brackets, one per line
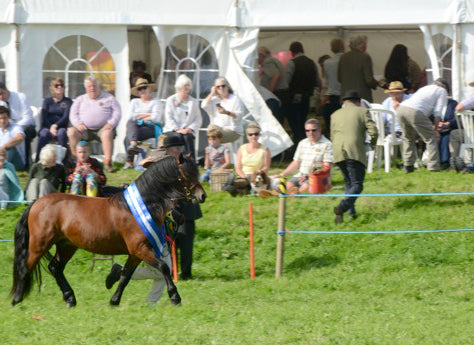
210,172,230,192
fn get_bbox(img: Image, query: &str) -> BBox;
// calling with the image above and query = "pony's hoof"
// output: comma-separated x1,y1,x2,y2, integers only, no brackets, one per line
11,298,22,306
110,298,121,307
170,295,181,306
66,301,76,308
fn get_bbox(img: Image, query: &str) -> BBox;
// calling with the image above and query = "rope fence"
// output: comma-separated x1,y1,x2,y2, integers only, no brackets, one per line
274,188,474,278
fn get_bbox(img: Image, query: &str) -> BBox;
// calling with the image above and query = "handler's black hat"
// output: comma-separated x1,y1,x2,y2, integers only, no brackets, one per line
342,90,361,101
159,133,185,148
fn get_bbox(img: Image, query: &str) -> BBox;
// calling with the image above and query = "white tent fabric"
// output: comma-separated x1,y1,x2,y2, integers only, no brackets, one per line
153,26,293,157
0,25,17,89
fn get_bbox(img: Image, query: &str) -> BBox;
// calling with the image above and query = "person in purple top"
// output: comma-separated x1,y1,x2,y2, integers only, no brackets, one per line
67,76,121,172
36,77,72,162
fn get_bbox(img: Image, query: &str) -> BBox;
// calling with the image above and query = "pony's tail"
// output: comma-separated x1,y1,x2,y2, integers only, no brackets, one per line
10,202,37,305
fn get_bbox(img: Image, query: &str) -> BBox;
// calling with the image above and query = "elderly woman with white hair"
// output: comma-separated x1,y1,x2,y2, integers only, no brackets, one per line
163,74,202,160
24,144,66,200
201,76,244,143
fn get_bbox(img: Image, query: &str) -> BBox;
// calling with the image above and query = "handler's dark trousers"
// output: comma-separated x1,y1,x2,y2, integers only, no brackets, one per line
176,220,195,279
336,159,366,216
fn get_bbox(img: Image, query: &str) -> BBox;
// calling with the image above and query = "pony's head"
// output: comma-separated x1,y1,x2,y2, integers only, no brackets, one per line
177,153,206,204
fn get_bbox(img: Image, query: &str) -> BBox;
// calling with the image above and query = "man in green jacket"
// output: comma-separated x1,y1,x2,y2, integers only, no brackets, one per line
330,90,378,223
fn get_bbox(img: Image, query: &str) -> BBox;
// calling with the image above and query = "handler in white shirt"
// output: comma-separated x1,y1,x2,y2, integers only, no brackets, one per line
396,78,448,172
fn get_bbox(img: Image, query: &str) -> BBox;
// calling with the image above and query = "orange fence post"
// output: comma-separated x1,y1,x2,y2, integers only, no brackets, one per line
171,241,178,283
249,202,255,281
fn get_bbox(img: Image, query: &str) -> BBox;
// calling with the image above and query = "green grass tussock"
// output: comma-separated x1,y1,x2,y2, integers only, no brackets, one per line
0,166,472,344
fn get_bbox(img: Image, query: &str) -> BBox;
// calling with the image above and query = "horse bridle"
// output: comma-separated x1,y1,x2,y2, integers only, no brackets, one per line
177,167,198,202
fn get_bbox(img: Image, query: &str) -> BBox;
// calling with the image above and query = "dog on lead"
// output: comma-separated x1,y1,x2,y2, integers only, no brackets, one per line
250,170,270,194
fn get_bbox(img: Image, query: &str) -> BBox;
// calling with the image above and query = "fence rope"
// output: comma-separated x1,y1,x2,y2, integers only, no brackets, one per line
278,192,474,198
277,228,474,235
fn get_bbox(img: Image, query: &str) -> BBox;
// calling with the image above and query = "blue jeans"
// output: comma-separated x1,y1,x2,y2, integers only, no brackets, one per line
336,159,366,215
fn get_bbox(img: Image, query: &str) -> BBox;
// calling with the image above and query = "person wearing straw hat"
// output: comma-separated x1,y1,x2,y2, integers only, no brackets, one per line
396,78,449,172
381,81,411,139
124,78,163,169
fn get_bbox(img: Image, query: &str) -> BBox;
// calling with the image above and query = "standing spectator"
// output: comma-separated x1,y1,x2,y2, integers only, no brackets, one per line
0,105,25,171
396,79,449,172
258,46,289,124
25,144,66,200
202,76,244,143
66,141,106,197
0,82,36,170
36,77,72,162
163,74,202,160
273,119,333,194
67,76,121,172
322,38,345,138
384,44,422,92
338,35,379,103
0,148,24,209
286,41,320,143
124,78,163,169
331,91,378,223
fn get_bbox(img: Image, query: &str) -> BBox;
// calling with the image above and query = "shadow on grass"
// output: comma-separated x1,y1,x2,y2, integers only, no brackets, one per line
394,197,473,209
286,254,340,272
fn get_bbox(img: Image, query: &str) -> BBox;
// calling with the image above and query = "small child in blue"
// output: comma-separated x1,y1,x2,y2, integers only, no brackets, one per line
200,128,231,182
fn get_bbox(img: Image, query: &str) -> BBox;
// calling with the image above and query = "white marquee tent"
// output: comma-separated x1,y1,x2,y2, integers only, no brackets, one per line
1,0,473,159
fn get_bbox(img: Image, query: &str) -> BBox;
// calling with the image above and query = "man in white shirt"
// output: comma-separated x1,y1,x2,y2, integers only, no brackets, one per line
273,118,333,194
322,38,345,138
0,105,25,170
396,78,449,172
382,81,410,138
0,83,35,170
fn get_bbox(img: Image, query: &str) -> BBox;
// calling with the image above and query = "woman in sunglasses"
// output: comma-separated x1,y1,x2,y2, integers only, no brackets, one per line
201,76,244,143
124,78,163,169
36,77,72,162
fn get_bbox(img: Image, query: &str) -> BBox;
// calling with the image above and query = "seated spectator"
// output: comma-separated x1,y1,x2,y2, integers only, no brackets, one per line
25,144,66,201
66,141,106,197
0,147,24,209
36,77,72,162
129,60,153,98
436,98,458,170
0,82,36,170
223,122,271,196
273,118,333,194
382,81,411,140
0,105,26,171
200,128,231,183
163,74,202,160
451,81,474,170
67,76,121,172
124,78,163,169
201,76,244,143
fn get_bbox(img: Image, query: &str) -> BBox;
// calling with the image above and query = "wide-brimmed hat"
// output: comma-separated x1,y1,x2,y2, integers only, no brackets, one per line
131,78,156,97
384,81,407,93
341,90,361,101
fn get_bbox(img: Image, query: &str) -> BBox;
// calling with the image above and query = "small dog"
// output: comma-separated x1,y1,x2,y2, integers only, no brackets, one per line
250,170,271,195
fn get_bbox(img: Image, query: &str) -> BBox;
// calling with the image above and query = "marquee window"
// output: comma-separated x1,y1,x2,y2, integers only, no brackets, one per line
42,35,116,99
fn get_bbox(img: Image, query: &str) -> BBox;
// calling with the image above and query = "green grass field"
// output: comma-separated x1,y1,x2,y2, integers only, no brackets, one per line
0,165,473,345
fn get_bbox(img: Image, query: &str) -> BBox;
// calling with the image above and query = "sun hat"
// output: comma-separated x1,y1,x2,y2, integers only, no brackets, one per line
131,78,156,97
384,81,407,93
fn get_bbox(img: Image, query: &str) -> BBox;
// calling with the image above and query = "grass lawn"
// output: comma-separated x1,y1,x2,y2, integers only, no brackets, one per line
0,164,473,345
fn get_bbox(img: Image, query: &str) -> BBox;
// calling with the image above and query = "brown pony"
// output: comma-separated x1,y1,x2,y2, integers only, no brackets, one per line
10,155,206,307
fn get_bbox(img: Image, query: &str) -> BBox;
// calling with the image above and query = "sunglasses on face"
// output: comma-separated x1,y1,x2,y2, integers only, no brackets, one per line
305,129,319,133
137,86,148,91
247,132,260,137
54,84,64,88
216,85,227,89
207,136,217,139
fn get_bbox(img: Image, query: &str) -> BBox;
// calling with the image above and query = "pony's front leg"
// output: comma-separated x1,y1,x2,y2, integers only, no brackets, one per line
149,256,181,306
110,256,140,306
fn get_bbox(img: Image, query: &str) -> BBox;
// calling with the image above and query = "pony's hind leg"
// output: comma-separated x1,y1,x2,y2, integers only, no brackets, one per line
110,256,140,306
152,257,181,306
48,241,78,308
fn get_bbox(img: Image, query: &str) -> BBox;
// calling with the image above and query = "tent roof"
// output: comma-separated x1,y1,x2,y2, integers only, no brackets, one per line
2,0,473,26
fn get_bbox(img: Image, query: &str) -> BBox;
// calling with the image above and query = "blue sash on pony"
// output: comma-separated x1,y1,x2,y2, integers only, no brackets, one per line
123,182,166,259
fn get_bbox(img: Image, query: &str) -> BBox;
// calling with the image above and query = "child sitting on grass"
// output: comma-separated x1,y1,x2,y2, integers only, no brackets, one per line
0,148,24,209
199,128,231,183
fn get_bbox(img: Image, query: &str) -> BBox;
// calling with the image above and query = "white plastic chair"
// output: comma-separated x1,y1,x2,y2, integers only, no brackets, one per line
457,110,474,162
367,108,401,173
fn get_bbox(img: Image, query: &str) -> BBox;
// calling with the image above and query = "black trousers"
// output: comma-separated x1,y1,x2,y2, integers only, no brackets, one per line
285,95,310,143
176,220,195,278
322,95,341,139
336,159,366,216
23,125,37,170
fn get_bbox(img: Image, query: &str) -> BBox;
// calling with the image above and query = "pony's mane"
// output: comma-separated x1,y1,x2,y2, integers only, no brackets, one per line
112,155,198,223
